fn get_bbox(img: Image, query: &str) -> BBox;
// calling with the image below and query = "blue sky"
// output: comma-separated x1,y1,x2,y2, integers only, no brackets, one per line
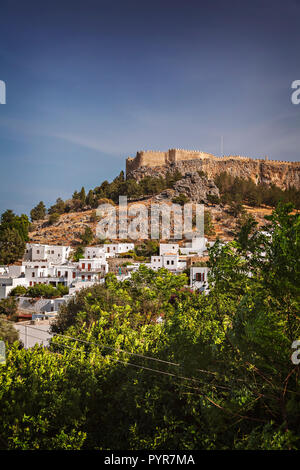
0,0,300,215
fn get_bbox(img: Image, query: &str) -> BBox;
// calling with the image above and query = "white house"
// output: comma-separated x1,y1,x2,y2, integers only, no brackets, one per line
101,243,134,256
84,246,106,259
150,254,186,272
180,237,208,256
159,243,179,256
190,267,210,293
75,258,108,283
24,244,71,264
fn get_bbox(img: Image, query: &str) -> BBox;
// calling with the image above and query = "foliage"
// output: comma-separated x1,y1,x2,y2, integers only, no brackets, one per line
0,317,19,344
215,172,300,208
0,228,26,265
30,201,46,222
25,283,69,299
0,204,299,450
9,285,28,297
0,210,30,264
48,213,60,225
204,210,215,236
172,194,190,206
0,297,18,319
48,198,66,215
79,226,94,246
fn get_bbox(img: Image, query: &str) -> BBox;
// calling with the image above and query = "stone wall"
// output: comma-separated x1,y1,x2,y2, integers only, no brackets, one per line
126,149,300,190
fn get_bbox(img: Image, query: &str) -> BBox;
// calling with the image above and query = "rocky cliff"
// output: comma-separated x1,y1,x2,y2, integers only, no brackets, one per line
126,149,300,190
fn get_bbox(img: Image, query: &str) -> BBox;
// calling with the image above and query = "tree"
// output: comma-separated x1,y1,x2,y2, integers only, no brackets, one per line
172,194,189,206
9,285,27,297
48,198,65,215
0,297,18,318
48,213,60,225
80,226,94,246
0,210,30,242
228,200,245,218
86,190,94,208
30,201,46,221
0,228,26,265
0,205,299,450
79,187,86,207
0,317,19,344
72,246,84,262
204,210,215,236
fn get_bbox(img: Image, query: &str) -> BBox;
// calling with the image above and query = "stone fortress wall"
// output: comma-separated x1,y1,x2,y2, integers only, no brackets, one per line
126,149,300,190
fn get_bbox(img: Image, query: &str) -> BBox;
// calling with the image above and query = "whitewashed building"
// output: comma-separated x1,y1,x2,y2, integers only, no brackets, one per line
150,254,186,272
102,243,134,257
24,244,71,264
159,243,179,256
190,267,210,293
84,246,106,259
180,237,208,256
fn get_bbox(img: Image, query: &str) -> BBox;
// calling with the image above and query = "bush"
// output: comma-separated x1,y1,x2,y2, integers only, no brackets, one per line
26,284,68,299
9,286,27,297
48,213,60,225
172,194,190,206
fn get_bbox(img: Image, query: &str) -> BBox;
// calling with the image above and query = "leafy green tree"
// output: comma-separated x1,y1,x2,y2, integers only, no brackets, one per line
86,190,94,208
9,286,28,297
0,205,299,450
72,246,84,262
30,201,46,221
48,198,65,215
0,227,26,264
172,194,189,206
79,226,94,246
79,187,86,207
0,210,30,242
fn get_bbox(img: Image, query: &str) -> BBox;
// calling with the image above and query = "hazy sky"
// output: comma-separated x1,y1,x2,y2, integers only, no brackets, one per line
0,0,300,215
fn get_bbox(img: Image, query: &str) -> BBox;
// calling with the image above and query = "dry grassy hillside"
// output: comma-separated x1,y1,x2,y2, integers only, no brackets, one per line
29,200,275,246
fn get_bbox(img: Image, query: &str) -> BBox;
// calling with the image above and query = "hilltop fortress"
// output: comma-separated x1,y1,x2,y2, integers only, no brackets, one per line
126,149,300,190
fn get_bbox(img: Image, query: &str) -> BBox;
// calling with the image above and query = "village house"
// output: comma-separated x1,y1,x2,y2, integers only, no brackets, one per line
190,266,210,293
24,243,71,264
101,243,134,256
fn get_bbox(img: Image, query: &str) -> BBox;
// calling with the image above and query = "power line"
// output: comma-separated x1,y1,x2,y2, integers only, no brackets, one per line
4,318,180,367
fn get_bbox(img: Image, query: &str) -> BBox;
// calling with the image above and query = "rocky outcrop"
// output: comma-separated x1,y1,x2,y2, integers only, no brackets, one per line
153,172,220,204
126,151,300,190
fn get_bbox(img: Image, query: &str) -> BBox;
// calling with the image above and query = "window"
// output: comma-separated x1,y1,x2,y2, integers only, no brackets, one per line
57,271,61,277
72,272,76,279
32,273,35,278
65,271,68,278
82,263,85,269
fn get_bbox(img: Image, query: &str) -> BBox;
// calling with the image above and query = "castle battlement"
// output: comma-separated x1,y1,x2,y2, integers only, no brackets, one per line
125,148,300,190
